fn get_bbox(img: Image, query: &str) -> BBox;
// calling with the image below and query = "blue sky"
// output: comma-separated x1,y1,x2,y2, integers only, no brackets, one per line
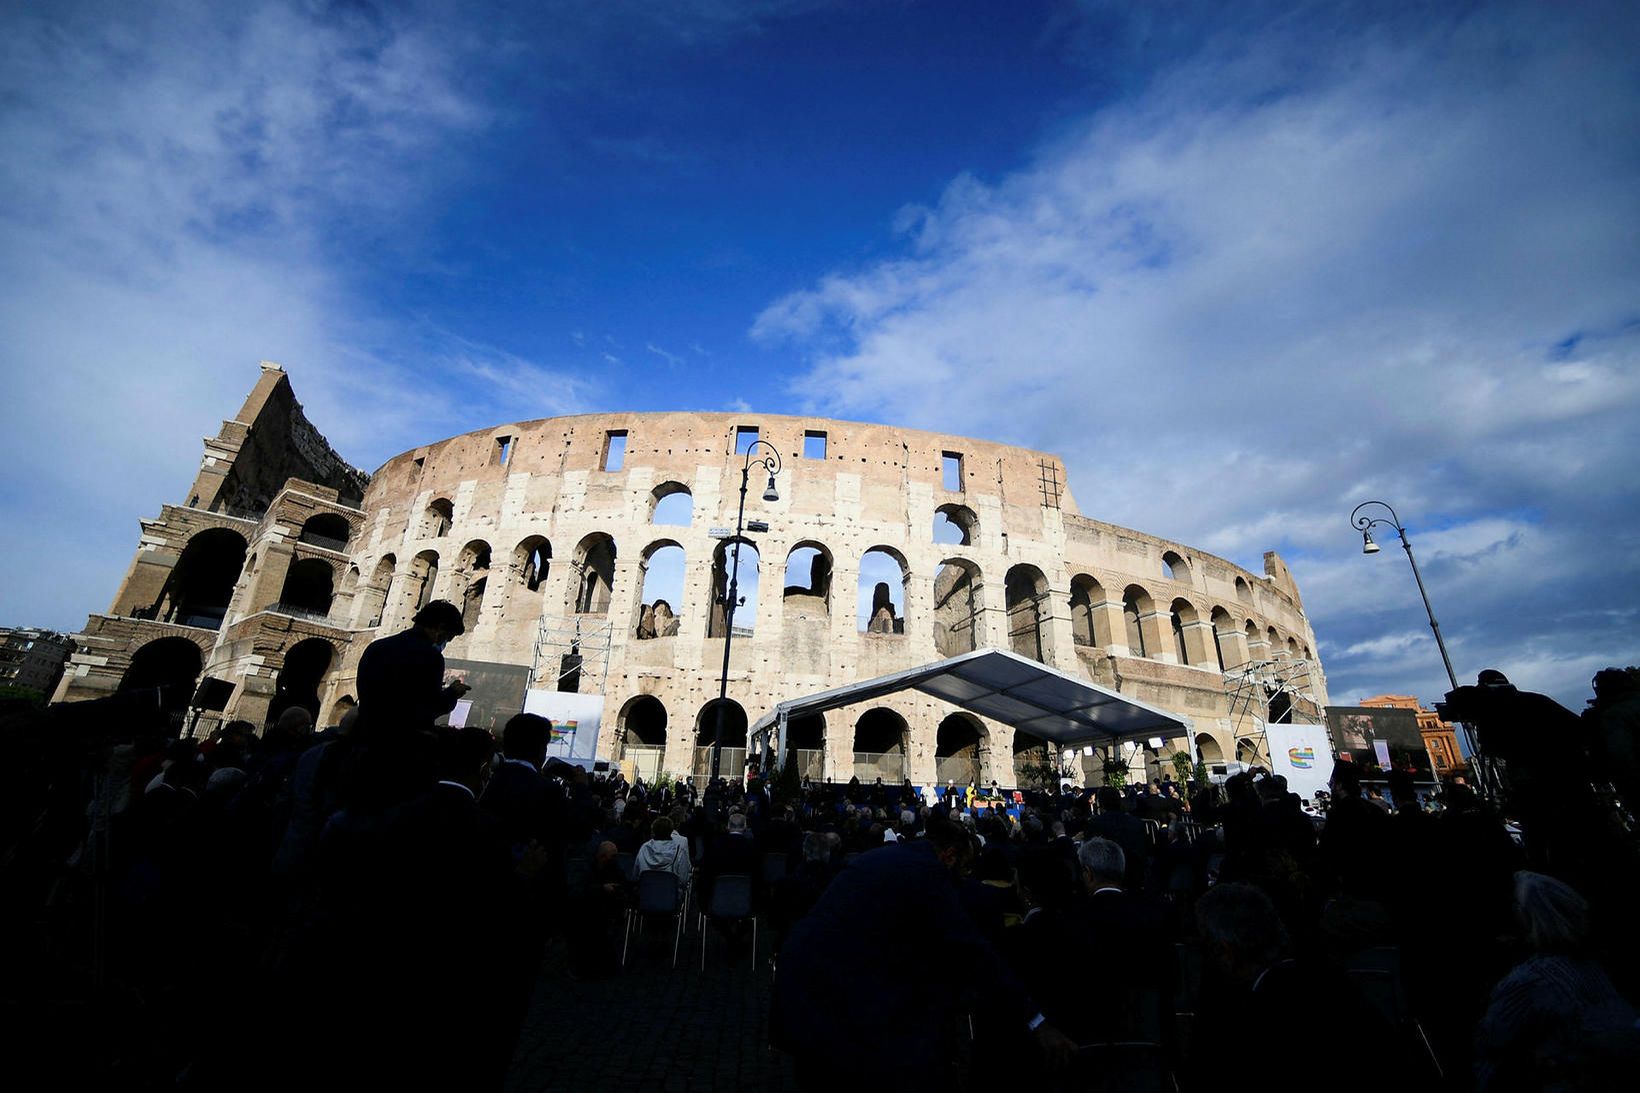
2,0,1637,711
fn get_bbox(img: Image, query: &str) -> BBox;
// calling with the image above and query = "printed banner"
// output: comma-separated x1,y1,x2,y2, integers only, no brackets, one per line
1261,721,1335,804
523,689,605,765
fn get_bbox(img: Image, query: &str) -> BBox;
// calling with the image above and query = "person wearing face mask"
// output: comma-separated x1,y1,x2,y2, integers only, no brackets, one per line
346,600,473,810
354,599,472,739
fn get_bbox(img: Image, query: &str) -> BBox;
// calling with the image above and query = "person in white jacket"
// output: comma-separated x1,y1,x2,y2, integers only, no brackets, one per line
635,815,692,889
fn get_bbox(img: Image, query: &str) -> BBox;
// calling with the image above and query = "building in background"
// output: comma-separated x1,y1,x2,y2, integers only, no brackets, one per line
0,627,76,701
1359,693,1467,779
56,364,1329,785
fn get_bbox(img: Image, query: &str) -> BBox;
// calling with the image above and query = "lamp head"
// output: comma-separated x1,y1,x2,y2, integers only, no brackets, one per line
1361,530,1381,555
762,473,779,502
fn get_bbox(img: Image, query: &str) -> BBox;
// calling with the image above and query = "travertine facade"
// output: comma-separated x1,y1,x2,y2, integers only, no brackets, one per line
57,365,1328,786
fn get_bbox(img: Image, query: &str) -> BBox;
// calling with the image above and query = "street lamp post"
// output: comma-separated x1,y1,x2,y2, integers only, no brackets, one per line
711,440,781,781
1350,500,1485,792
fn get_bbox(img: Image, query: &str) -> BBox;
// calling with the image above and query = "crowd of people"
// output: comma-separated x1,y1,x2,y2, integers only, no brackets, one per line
2,600,1637,1091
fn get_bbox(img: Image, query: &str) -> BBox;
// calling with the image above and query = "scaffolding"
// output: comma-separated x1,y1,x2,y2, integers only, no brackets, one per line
529,613,616,695
1221,655,1322,764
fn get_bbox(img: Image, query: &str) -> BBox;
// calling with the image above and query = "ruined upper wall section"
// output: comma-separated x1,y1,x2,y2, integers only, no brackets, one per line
364,411,1077,535
189,363,369,518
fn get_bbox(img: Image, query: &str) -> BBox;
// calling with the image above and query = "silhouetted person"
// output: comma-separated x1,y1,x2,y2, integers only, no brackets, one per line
1085,785,1150,888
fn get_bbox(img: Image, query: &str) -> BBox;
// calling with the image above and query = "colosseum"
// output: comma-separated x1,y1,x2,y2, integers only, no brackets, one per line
56,363,1328,787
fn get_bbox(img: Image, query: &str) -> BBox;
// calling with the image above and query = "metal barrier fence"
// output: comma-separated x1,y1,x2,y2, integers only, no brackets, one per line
692,746,748,784
851,751,906,783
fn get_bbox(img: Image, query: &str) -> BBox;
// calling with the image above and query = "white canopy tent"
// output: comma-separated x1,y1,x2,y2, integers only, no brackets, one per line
747,648,1194,774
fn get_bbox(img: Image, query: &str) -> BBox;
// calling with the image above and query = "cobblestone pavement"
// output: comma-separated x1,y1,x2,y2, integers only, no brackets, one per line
505,919,800,1092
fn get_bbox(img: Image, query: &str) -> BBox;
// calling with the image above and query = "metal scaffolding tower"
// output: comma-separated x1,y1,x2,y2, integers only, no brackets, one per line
1222,655,1322,762
530,613,615,695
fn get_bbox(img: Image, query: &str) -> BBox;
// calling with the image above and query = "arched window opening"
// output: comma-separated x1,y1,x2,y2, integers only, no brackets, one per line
1170,598,1198,665
360,554,396,629
709,538,761,637
932,504,977,546
1162,550,1190,583
1210,607,1233,671
933,559,983,657
278,558,335,618
1235,575,1252,603
299,513,352,551
1287,637,1300,658
935,713,984,786
455,541,492,632
786,713,826,781
152,528,247,630
1004,564,1049,662
1069,574,1110,648
636,542,685,639
1012,729,1053,789
853,708,907,782
619,695,668,782
572,534,617,615
651,483,693,527
857,547,908,634
783,543,833,615
695,698,749,781
269,638,335,725
1123,586,1153,658
424,498,454,538
412,550,439,612
1196,733,1225,764
514,536,550,592
118,637,204,716
1268,626,1281,655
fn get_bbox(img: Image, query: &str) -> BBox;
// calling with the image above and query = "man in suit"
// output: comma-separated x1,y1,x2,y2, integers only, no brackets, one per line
1073,837,1177,1042
700,809,760,904
1084,786,1150,889
773,820,1074,1088
481,713,570,931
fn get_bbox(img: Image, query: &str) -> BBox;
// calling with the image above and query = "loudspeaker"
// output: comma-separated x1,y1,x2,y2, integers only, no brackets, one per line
191,676,235,712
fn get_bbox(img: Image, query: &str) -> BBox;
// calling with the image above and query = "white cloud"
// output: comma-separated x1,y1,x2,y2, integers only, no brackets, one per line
756,2,1640,707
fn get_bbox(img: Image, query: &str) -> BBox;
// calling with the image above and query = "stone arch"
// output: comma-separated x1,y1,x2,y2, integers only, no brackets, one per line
358,553,396,628
513,536,551,592
783,541,833,615
786,713,826,780
709,537,761,637
696,698,748,746
1210,606,1235,671
1069,574,1111,648
1235,575,1252,603
1287,636,1300,658
857,546,908,634
1170,598,1198,665
153,527,247,630
618,695,668,781
299,512,352,550
424,497,454,538
1267,625,1280,654
933,558,984,657
1123,585,1154,658
1196,733,1225,764
635,539,685,639
932,503,978,546
935,712,986,785
453,539,492,632
1012,729,1053,788
650,482,693,527
118,636,205,714
269,637,335,725
1162,550,1191,583
411,550,440,612
852,707,908,782
571,533,617,615
1004,564,1051,662
278,558,335,617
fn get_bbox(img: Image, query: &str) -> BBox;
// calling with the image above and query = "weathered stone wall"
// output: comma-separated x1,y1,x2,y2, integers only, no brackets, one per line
59,370,1328,783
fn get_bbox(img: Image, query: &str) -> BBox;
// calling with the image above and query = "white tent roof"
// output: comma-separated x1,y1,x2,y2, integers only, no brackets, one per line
749,647,1192,747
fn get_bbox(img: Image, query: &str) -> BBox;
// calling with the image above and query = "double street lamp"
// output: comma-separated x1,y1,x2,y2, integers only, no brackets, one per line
711,439,781,781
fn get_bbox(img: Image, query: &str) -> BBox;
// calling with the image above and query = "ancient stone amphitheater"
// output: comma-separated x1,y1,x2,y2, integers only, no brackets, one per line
58,364,1328,786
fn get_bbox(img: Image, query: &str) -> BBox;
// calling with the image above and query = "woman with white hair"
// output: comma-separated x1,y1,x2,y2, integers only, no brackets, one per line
1474,871,1639,1091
